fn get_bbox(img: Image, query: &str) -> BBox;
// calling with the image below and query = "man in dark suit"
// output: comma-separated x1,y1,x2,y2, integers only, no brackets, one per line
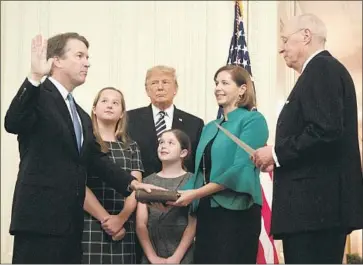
4,33,160,264
253,14,363,263
127,65,204,177
127,66,204,263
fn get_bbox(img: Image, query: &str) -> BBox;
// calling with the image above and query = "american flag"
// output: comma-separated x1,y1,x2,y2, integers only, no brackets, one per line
218,1,279,263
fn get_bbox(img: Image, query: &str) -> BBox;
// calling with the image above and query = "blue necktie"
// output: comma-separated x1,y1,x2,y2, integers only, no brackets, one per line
67,93,82,152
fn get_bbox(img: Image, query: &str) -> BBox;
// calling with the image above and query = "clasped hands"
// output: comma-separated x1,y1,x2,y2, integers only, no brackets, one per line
101,214,127,241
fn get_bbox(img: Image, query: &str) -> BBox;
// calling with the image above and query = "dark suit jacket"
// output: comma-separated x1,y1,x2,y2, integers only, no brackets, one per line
4,78,135,236
127,105,204,177
271,50,363,238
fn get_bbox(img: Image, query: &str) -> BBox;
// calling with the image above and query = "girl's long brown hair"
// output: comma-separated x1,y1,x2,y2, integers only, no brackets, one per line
91,87,130,153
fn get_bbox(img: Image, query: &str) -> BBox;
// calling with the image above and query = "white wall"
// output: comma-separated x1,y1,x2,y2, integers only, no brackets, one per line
1,1,291,262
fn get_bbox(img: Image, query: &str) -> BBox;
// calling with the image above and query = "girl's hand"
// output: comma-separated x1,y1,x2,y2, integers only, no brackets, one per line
112,227,126,241
166,255,181,264
101,215,124,235
149,255,167,264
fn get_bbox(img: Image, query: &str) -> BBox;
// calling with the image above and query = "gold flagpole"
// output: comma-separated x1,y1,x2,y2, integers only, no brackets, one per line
239,0,244,18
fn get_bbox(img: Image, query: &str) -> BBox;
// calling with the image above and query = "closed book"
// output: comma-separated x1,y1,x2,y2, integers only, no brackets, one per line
135,189,180,203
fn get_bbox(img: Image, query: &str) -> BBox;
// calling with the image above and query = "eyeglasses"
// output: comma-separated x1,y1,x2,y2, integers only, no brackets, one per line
280,28,305,44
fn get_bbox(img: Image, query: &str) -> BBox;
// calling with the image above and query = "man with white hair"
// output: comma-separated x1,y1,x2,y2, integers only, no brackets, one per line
253,14,363,263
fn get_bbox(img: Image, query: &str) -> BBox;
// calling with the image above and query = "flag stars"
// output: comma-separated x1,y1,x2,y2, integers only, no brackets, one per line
242,45,248,54
235,30,242,38
237,16,243,25
234,45,242,51
242,59,248,68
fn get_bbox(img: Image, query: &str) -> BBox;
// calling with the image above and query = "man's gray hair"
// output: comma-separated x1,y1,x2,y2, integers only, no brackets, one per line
297,13,327,43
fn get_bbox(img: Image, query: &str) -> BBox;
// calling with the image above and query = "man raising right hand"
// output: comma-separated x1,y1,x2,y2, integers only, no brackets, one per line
5,33,162,264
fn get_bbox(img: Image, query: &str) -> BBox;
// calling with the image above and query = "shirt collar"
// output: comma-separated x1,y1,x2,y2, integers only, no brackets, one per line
302,49,324,73
151,104,174,119
48,76,70,100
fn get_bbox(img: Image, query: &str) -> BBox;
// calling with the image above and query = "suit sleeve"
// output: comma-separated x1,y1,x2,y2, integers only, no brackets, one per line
88,137,136,197
275,59,344,166
213,112,269,193
4,78,40,134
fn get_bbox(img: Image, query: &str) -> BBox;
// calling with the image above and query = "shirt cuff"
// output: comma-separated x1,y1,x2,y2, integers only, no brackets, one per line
27,77,41,87
272,146,281,167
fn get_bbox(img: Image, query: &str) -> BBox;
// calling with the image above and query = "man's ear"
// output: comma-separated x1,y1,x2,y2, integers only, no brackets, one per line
52,56,62,68
303,28,313,44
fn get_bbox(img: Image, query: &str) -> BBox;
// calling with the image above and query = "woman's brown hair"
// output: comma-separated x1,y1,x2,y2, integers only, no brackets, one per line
91,87,130,153
214,65,256,110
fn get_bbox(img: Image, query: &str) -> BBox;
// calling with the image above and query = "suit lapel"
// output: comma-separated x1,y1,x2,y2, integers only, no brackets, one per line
142,105,159,149
172,107,184,130
43,79,80,156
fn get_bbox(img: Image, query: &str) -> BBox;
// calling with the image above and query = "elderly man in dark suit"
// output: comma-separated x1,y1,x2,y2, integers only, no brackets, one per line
127,65,204,177
4,33,160,264
253,14,363,264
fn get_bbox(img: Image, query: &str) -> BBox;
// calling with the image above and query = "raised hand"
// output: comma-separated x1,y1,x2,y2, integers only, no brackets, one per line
29,34,54,81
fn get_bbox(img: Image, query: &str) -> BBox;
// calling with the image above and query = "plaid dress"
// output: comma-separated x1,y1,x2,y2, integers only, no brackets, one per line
82,140,144,264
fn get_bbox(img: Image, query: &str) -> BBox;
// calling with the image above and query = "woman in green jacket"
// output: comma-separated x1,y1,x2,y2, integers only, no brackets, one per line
170,65,269,263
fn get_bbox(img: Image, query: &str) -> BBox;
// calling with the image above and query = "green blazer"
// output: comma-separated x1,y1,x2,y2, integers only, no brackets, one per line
183,107,269,212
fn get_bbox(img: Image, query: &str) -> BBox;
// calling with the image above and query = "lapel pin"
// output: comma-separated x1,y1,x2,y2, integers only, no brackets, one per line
179,118,183,122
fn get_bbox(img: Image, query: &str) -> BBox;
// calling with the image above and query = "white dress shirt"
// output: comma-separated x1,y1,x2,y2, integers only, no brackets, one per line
28,76,84,144
151,104,174,130
273,49,324,167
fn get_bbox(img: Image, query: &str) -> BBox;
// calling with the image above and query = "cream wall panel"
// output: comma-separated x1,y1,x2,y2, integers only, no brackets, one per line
247,0,280,144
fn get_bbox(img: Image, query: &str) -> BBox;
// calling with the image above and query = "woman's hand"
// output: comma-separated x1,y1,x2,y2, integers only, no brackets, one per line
168,190,198,207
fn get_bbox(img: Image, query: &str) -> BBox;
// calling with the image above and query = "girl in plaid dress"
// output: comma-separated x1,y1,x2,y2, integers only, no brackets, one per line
82,87,144,264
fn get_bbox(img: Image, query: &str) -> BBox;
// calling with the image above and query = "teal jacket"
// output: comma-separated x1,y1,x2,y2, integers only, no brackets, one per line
183,107,269,212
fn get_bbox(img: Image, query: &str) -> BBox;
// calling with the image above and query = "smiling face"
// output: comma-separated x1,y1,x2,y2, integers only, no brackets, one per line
93,89,123,124
157,131,188,163
214,70,246,110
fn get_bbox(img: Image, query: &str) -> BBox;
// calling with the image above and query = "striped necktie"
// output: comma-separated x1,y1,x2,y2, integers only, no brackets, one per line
67,93,82,153
155,111,167,139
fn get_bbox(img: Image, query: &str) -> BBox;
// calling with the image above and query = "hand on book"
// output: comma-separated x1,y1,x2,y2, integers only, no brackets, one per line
167,190,197,207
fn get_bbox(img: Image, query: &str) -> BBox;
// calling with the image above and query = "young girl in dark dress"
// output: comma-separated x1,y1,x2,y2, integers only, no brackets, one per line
136,129,196,264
